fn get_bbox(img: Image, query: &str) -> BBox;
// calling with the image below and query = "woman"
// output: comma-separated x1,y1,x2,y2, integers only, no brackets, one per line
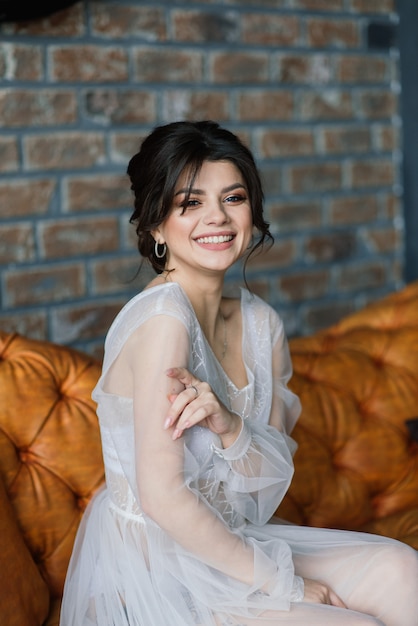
61,121,418,626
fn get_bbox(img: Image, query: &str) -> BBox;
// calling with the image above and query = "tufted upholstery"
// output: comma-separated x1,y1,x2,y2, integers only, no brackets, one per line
278,279,418,547
0,333,104,625
0,281,418,625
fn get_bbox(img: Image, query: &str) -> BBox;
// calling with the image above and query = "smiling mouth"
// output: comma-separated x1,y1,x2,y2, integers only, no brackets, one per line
195,235,234,244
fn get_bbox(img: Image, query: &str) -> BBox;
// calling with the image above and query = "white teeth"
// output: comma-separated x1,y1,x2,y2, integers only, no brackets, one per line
196,235,233,244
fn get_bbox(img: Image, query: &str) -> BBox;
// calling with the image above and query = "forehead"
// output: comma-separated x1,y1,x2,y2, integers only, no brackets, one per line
175,159,244,190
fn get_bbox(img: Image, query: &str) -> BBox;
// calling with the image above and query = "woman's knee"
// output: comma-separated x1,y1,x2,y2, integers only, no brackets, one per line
383,542,418,580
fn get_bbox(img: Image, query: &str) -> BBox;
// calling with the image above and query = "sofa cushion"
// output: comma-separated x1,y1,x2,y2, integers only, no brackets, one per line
0,471,50,625
0,330,105,602
278,280,418,547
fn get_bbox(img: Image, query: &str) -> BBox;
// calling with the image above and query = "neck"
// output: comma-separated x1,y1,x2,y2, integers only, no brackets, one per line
164,269,227,351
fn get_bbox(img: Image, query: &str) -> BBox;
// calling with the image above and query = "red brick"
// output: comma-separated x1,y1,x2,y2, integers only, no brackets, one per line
277,53,333,84
330,195,379,225
362,227,400,254
0,0,405,353
276,54,308,84
163,90,229,122
246,240,296,270
0,179,55,217
238,90,293,121
350,158,395,188
338,261,387,291
172,9,239,42
242,14,299,46
65,174,131,212
24,132,106,170
303,300,355,333
2,3,84,36
307,18,360,48
133,47,203,83
293,0,344,8
234,129,252,151
300,90,353,120
288,163,342,193
84,89,156,124
390,258,403,284
259,128,314,158
91,5,166,39
358,90,397,119
268,200,322,232
305,232,357,262
382,193,401,220
110,132,149,165
4,263,86,307
0,224,35,264
320,125,371,154
39,217,119,259
244,277,269,302
279,270,331,303
337,55,390,83
0,311,47,340
0,89,77,127
91,256,153,295
210,52,269,84
373,125,399,151
50,45,129,82
121,217,138,252
0,44,43,80
0,137,18,172
50,300,126,344
259,165,283,196
227,0,286,5
349,0,395,12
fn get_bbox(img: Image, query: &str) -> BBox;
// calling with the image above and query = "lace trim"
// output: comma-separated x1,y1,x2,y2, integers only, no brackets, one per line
108,499,146,524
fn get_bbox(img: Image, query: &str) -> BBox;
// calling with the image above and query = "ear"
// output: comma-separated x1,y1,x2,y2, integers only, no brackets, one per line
151,227,164,244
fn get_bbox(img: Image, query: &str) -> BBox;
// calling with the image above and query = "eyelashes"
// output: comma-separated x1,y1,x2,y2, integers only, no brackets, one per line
179,195,248,212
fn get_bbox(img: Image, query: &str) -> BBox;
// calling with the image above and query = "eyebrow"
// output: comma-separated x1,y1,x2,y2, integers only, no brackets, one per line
174,183,247,197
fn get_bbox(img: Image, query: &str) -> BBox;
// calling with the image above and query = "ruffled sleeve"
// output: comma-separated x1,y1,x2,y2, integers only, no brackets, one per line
210,417,295,525
95,284,304,614
202,291,301,527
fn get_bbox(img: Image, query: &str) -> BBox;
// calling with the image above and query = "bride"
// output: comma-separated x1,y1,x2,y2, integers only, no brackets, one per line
60,120,418,626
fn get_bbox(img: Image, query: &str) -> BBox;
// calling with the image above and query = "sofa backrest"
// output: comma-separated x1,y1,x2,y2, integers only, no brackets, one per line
1,281,418,601
278,281,418,547
0,331,105,598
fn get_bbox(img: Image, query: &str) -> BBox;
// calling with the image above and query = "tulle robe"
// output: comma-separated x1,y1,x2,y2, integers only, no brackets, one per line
60,283,418,626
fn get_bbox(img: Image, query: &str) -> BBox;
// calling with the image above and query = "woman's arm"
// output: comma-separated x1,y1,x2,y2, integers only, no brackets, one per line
127,316,267,586
122,314,303,610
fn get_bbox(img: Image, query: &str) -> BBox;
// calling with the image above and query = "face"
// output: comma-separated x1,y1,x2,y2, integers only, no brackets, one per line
153,160,253,278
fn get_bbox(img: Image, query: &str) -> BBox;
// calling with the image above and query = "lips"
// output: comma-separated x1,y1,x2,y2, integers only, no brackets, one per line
195,235,234,244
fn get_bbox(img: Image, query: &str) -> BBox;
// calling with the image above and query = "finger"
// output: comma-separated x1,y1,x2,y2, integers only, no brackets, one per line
172,402,207,439
329,590,347,608
166,367,198,389
164,386,199,431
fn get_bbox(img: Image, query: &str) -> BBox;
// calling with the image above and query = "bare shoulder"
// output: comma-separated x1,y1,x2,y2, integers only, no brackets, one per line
143,275,167,291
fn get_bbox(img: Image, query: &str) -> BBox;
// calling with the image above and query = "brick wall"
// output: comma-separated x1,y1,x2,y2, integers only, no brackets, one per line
0,0,401,356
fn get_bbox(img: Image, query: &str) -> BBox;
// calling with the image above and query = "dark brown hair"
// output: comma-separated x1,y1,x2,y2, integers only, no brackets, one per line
127,120,273,274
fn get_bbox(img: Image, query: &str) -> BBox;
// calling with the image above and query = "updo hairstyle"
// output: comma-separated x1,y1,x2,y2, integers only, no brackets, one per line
127,120,273,274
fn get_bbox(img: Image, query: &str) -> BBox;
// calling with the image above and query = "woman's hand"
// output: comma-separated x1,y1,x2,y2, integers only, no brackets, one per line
164,367,241,447
302,578,346,607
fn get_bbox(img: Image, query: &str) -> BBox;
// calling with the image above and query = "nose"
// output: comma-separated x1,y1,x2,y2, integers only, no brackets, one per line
203,200,229,225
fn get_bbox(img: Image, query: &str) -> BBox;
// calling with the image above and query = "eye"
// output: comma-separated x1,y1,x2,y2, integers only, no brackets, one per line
225,193,247,204
186,199,200,207
179,197,200,214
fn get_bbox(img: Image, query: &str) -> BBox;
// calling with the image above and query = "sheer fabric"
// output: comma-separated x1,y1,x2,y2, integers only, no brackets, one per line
60,283,418,626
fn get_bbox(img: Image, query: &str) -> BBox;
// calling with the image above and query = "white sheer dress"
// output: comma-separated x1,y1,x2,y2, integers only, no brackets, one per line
60,283,418,626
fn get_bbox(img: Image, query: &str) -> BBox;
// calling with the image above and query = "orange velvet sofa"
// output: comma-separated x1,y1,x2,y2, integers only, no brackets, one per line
1,281,418,625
